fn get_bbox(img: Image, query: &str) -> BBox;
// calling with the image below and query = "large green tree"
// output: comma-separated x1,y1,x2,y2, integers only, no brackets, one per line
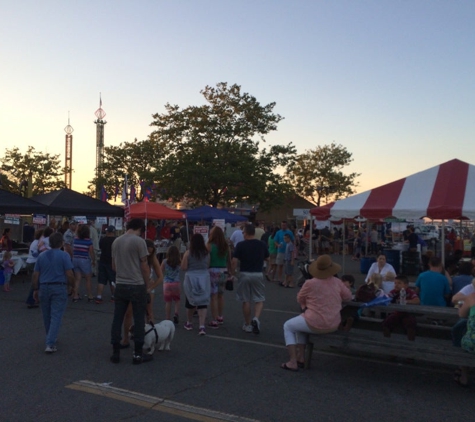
149,82,296,210
0,146,66,196
286,143,360,206
87,138,167,201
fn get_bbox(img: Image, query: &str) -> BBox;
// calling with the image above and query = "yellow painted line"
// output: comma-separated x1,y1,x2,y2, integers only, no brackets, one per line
66,380,259,422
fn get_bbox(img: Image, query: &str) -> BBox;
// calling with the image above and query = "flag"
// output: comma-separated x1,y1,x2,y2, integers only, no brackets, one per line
121,175,128,204
100,186,108,202
130,185,136,203
143,185,152,200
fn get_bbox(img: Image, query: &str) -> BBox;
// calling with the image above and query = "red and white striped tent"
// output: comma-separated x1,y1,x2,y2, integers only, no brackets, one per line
310,159,475,221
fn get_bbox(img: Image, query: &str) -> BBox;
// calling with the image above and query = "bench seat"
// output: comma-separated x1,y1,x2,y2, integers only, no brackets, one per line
305,328,475,369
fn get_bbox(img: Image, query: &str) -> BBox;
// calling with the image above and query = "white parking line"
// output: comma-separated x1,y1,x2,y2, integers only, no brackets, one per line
66,380,260,422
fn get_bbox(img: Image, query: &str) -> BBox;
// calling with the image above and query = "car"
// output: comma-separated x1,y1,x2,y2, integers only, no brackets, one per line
415,225,439,241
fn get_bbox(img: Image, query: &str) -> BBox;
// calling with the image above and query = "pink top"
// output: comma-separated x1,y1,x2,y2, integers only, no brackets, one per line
298,276,352,331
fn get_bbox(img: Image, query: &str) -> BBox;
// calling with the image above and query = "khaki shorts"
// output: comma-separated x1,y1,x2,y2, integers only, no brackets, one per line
236,272,265,303
276,253,285,266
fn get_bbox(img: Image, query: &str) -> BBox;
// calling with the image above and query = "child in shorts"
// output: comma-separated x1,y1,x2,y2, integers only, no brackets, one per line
282,234,295,288
161,246,181,324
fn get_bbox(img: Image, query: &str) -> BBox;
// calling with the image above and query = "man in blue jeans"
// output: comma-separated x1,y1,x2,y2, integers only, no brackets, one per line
32,232,75,353
110,218,152,364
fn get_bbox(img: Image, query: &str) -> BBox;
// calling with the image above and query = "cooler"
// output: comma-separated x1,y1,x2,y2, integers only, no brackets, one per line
384,249,400,274
360,257,376,274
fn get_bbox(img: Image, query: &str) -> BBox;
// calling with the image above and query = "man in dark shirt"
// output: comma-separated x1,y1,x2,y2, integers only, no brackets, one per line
407,226,418,251
94,226,116,304
232,224,269,334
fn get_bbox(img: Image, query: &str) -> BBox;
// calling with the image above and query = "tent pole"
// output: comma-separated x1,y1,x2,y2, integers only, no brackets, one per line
185,219,189,249
309,216,313,260
342,219,346,274
441,220,445,266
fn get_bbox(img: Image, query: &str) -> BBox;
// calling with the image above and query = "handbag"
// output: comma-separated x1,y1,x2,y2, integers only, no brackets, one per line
225,275,234,291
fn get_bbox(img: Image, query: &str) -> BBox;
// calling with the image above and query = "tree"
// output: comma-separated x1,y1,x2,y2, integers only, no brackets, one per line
0,146,66,196
149,82,296,210
286,143,360,206
87,138,167,201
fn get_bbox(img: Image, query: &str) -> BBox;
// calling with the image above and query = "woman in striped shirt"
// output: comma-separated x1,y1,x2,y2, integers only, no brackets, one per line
72,224,96,302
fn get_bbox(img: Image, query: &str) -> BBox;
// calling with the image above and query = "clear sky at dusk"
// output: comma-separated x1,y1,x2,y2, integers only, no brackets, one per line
1,1,474,200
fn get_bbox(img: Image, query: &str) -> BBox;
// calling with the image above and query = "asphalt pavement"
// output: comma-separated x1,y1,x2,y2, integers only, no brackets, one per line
1,254,474,422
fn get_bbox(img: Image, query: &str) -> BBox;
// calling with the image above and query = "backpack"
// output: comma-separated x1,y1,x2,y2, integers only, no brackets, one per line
355,283,377,303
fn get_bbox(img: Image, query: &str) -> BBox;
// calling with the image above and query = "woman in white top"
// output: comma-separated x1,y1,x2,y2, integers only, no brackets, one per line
365,254,396,294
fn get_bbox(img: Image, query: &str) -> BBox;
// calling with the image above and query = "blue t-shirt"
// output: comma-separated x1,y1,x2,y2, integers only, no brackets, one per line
452,274,473,295
274,229,295,254
35,249,73,284
284,242,295,262
415,270,450,306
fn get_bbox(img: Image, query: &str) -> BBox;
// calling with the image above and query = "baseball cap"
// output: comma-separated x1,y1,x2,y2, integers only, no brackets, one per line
69,220,78,225
106,225,116,233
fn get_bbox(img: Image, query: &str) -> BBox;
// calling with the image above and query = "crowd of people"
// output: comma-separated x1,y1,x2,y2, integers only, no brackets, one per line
2,217,475,383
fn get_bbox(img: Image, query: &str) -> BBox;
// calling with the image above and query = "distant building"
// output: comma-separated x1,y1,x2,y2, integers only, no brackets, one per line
256,195,316,227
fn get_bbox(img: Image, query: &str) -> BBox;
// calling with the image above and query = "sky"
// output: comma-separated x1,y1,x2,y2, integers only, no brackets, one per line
1,0,474,201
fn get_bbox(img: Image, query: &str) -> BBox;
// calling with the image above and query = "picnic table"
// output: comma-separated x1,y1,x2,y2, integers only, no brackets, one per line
304,301,474,370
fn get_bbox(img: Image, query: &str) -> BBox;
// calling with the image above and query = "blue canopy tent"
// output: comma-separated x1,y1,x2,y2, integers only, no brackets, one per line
184,205,247,223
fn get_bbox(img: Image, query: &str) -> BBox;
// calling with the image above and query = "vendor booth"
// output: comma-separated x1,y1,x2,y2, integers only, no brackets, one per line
310,159,475,273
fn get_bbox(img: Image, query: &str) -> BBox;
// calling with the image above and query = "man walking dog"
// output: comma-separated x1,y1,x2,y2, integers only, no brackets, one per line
110,218,152,364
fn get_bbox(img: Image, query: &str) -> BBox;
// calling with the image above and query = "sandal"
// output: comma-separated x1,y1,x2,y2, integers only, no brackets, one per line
72,297,80,303
297,362,305,369
281,363,299,372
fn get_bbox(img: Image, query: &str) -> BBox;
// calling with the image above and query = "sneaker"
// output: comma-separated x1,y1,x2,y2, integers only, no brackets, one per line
217,316,224,325
95,297,103,304
242,324,253,333
45,345,57,354
198,327,206,336
251,317,260,334
173,314,179,324
207,321,219,329
184,322,193,331
110,353,120,363
133,353,153,364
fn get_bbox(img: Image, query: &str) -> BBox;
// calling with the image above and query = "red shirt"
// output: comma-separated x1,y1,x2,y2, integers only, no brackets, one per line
388,287,418,304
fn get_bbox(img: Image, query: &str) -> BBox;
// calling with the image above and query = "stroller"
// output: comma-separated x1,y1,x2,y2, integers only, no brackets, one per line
297,260,313,287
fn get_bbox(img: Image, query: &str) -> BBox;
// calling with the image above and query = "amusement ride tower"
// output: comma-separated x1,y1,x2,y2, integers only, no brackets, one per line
64,113,73,189
94,94,107,198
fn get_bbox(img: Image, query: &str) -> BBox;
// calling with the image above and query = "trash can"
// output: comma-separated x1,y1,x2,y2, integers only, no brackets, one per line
360,257,376,274
402,251,420,275
384,249,400,275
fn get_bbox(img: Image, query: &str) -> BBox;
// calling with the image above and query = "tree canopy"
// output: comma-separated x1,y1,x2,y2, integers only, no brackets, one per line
286,143,360,206
88,138,166,201
149,82,295,210
0,146,66,196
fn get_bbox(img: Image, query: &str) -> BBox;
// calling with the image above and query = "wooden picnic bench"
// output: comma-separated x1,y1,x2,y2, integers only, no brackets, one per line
304,302,475,370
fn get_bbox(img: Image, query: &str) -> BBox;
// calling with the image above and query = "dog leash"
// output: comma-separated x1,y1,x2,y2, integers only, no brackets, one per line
144,322,159,345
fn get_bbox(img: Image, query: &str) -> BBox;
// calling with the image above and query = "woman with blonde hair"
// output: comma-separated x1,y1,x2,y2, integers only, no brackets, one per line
145,239,164,323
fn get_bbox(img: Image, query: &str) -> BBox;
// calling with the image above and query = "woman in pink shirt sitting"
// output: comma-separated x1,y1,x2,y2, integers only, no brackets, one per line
281,255,352,371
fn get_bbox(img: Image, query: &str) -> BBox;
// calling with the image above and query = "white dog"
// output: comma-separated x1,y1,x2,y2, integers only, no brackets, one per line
130,320,176,355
